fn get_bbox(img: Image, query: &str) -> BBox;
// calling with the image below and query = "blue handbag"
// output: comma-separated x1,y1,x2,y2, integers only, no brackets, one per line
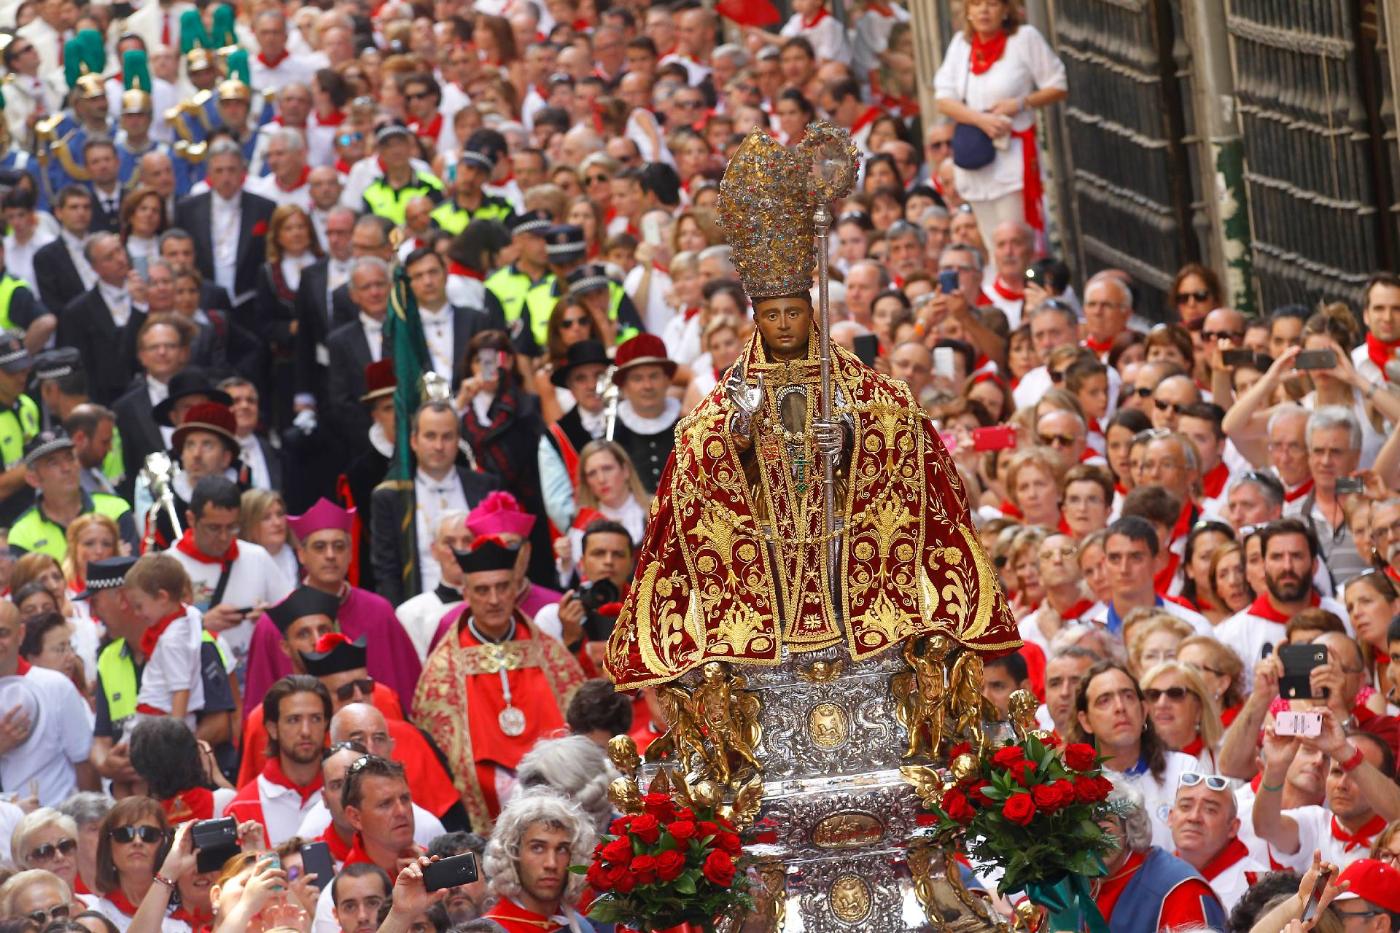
952,123,996,169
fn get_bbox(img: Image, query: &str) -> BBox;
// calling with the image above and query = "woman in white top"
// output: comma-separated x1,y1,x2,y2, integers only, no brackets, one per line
569,440,651,564
933,0,1067,246
119,187,165,277
239,489,299,585
1140,660,1224,774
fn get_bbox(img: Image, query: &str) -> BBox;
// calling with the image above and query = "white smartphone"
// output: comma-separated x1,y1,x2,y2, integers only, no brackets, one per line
1274,710,1323,738
933,346,956,380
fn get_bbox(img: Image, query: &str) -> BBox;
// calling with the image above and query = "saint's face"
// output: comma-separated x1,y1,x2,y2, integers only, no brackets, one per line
754,295,813,361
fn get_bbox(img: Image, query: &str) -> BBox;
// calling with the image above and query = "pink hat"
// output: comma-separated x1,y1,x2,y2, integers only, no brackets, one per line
466,491,536,538
288,498,356,540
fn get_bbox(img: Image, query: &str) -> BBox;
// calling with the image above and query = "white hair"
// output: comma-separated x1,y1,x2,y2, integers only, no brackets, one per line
1106,774,1154,854
1306,404,1362,450
483,790,595,906
1266,403,1309,437
269,126,306,152
513,735,617,832
11,808,79,869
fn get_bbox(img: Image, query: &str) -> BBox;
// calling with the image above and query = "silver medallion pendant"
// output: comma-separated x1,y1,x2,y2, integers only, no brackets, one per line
498,705,527,737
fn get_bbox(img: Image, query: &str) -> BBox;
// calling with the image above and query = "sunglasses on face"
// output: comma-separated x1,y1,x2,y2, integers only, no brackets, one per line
1144,685,1191,703
336,132,363,146
1178,771,1230,791
334,677,375,702
585,174,610,184
1154,399,1189,415
1038,433,1077,448
1175,290,1211,305
1202,330,1244,342
24,906,69,926
560,316,590,329
28,838,77,862
110,825,166,844
404,91,433,101
1133,386,1154,397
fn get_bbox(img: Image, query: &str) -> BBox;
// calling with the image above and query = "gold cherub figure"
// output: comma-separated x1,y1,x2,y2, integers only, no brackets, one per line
947,650,998,754
692,661,763,786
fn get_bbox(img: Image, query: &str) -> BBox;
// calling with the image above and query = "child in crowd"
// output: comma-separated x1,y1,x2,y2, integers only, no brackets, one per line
124,554,206,728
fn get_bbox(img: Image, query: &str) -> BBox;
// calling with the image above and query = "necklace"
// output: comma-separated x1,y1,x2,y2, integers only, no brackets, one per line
468,616,526,736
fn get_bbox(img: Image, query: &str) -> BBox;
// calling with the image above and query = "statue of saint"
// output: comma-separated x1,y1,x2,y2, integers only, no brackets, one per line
605,124,1020,690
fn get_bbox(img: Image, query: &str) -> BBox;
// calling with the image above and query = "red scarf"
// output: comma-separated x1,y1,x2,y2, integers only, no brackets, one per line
277,164,312,192
970,30,1008,75
313,109,346,128
1180,734,1205,757
409,113,443,141
1194,837,1250,881
1245,591,1320,624
1060,598,1094,622
162,787,214,824
1284,478,1314,503
998,499,1023,519
257,49,288,68
1201,462,1231,499
175,530,238,565
1013,123,1045,232
800,7,829,28
261,757,323,805
850,105,883,136
1084,334,1115,355
320,822,352,863
11,658,30,676
1366,333,1400,381
1331,813,1387,852
103,890,141,918
991,277,1023,303
448,260,483,280
1152,501,1198,594
140,607,186,658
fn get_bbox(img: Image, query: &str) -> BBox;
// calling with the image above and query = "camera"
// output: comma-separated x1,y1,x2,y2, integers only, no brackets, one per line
576,578,621,642
192,817,240,873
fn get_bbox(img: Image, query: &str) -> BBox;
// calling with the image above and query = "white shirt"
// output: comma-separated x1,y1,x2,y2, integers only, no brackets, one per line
933,26,1068,202
210,193,241,298
225,772,324,845
4,228,54,288
134,604,206,726
395,588,459,661
88,898,191,933
98,280,132,327
418,303,455,381
1214,595,1351,686
167,539,293,672
239,433,272,491
1109,751,1197,851
1270,804,1381,873
246,171,314,211
359,312,385,361
624,263,676,338
414,468,468,597
0,663,92,805
61,229,97,290
780,11,851,64
1198,845,1268,912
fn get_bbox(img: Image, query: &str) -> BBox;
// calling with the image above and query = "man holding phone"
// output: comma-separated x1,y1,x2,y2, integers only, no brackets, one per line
1300,407,1369,584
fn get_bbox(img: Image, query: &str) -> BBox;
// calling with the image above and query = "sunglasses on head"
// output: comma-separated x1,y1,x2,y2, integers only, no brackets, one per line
1178,771,1230,791
28,838,77,862
110,825,166,844
334,677,375,701
1144,685,1191,703
1175,290,1212,305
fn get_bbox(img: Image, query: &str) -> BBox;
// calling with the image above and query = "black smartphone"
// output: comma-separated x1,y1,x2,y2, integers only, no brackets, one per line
1301,865,1334,922
938,269,959,295
852,334,879,367
1295,349,1338,370
1221,349,1256,368
1335,476,1366,495
424,853,479,892
1278,644,1329,700
300,841,335,888
192,817,240,873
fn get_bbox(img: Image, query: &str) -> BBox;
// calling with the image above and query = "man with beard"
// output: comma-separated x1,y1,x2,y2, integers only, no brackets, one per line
1214,518,1347,682
223,675,330,843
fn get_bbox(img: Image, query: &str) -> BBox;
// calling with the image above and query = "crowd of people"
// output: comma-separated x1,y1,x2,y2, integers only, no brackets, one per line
0,0,1388,929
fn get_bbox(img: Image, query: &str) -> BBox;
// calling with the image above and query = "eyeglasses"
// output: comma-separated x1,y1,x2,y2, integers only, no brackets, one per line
1178,772,1230,791
674,99,703,109
404,91,433,101
1332,908,1384,920
1038,433,1077,448
1377,848,1400,865
109,825,166,844
1175,290,1212,305
1202,330,1245,342
1134,386,1153,397
1144,685,1191,703
560,316,590,329
28,838,77,863
24,906,69,926
334,677,375,702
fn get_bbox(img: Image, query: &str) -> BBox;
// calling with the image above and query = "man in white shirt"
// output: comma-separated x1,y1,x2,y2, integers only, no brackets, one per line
246,128,313,210
1,189,54,294
16,0,77,99
980,221,1036,326
250,11,319,92
167,475,293,671
0,600,94,805
1084,517,1211,637
394,510,471,662
1168,773,1267,911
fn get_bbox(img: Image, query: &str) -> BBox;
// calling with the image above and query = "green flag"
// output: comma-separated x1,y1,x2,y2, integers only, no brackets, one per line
384,266,430,591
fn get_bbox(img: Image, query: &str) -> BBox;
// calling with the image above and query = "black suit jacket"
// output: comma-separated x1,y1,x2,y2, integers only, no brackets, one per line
55,287,146,405
173,191,276,304
33,239,85,313
293,260,357,401
111,377,164,496
89,187,122,234
369,465,498,605
324,318,376,453
436,305,499,392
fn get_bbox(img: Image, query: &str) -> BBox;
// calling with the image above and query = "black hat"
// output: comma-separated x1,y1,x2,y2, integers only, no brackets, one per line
23,428,74,468
465,128,508,166
375,120,413,144
300,633,367,677
565,263,610,296
508,209,552,238
75,555,138,600
0,331,31,374
267,586,341,633
550,339,610,388
454,536,519,574
32,347,81,381
153,368,234,426
459,145,494,173
544,224,586,264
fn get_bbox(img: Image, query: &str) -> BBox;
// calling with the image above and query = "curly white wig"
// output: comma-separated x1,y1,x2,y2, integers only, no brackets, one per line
483,789,597,906
513,734,618,832
1106,773,1154,854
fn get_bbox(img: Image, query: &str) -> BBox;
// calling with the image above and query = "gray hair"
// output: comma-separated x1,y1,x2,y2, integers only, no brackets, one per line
886,220,925,246
1149,430,1200,474
848,259,891,287
268,126,306,152
1228,472,1283,509
0,870,70,918
1028,300,1076,330
1266,403,1310,437
350,255,391,281
11,808,79,868
1306,404,1362,450
83,232,122,264
919,205,951,224
940,242,984,273
1084,272,1132,309
513,734,618,832
483,790,595,906
1105,774,1154,854
697,245,735,275
207,138,246,167
714,43,748,67
434,510,470,542
57,791,114,828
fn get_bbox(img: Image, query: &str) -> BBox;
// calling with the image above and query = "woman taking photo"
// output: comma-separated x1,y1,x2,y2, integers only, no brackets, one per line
119,187,166,277
933,0,1067,244
89,798,172,930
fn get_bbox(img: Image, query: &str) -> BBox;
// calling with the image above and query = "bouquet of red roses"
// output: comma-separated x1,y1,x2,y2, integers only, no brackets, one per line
578,790,752,933
921,734,1117,895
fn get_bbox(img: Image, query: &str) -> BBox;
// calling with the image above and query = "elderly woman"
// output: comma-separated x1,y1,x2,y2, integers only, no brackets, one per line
1000,448,1062,529
481,791,596,929
89,797,172,930
1140,660,1224,772
0,869,76,927
58,794,113,900
11,808,85,901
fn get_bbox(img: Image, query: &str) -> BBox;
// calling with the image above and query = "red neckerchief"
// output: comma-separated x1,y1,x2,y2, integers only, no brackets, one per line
1084,335,1114,355
1245,591,1320,624
1367,333,1400,381
261,756,324,805
257,49,288,68
343,833,374,867
1332,813,1387,852
867,2,894,15
409,112,443,141
1284,478,1314,503
1194,837,1250,880
313,109,346,128
482,899,565,932
103,890,141,917
970,29,1008,75
140,607,186,658
320,822,352,863
162,787,214,824
1387,566,1400,586
1180,734,1205,757
334,157,352,174
176,529,238,565
11,658,30,676
1057,515,1074,535
991,277,1023,302
1375,647,1390,671
1151,501,1197,593
277,164,311,192
850,105,883,136
448,260,483,280
683,305,702,321
1202,462,1230,499
999,499,1023,519
169,905,212,931
1060,598,1094,621
801,7,829,28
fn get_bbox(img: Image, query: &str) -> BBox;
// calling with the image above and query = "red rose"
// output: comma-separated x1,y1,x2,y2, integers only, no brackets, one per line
642,793,677,821
1032,779,1076,812
701,850,736,887
655,849,687,882
949,742,973,760
714,831,742,856
613,870,637,894
967,780,994,807
603,863,629,888
586,861,611,890
697,821,719,840
1006,760,1036,787
251,220,268,237
942,789,976,825
668,820,698,844
1064,743,1097,772
1002,792,1037,826
676,808,696,822
601,837,633,864
629,813,661,844
1042,733,1062,748
1073,775,1113,804
991,746,1025,769
630,854,658,885
608,816,632,835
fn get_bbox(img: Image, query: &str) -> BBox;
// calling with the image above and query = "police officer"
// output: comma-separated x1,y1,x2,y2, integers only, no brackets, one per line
0,236,52,345
361,122,444,226
521,227,643,355
485,209,553,334
7,427,136,559
429,143,514,235
0,331,40,524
